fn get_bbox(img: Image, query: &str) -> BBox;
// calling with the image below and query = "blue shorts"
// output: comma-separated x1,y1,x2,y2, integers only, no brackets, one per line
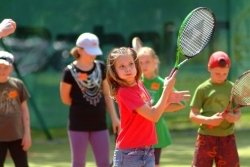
113,147,155,167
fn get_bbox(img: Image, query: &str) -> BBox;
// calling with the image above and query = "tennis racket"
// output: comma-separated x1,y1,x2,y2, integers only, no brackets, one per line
168,7,216,77
208,70,250,128
224,70,250,113
132,36,143,53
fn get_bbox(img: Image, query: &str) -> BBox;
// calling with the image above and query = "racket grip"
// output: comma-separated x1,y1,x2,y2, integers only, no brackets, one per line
221,109,229,117
168,68,177,78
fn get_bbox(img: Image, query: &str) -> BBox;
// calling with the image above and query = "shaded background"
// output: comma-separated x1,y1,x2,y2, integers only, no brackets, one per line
1,0,250,138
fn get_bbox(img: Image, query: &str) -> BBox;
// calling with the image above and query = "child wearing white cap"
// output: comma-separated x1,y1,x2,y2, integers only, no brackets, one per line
60,33,120,167
0,51,31,167
76,32,103,56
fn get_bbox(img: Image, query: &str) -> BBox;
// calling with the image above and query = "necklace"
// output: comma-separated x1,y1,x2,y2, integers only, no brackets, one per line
68,61,103,106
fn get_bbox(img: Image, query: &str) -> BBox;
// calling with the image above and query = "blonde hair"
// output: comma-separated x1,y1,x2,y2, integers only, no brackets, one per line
106,47,142,99
137,46,160,75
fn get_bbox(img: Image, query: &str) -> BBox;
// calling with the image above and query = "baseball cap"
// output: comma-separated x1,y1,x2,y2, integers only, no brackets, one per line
0,51,14,66
76,33,103,56
208,51,231,68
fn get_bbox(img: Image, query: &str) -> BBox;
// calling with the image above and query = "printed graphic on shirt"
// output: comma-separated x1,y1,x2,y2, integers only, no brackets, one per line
0,88,19,115
149,82,161,104
151,82,160,90
69,62,102,106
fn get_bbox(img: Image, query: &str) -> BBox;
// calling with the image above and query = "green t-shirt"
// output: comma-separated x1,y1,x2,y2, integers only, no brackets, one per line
190,79,234,136
142,76,172,148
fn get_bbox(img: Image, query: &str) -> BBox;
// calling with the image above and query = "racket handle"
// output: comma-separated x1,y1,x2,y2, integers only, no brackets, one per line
168,68,178,78
221,109,229,117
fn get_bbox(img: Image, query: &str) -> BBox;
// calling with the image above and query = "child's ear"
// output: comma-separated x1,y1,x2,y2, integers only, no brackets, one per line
207,66,211,72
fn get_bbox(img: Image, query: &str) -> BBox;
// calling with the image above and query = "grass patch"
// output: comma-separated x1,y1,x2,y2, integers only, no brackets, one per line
4,128,250,167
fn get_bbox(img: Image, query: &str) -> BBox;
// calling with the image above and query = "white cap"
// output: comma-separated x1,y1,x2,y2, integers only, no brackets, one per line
0,51,14,66
76,33,103,56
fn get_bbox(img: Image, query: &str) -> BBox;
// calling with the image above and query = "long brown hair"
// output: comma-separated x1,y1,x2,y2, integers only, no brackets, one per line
106,47,142,99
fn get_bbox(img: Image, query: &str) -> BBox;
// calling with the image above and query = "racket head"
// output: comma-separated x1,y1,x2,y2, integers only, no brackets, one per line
231,70,250,107
177,7,216,58
132,37,143,52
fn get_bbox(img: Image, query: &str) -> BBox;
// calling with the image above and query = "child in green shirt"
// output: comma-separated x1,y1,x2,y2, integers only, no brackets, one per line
189,51,241,167
137,46,190,167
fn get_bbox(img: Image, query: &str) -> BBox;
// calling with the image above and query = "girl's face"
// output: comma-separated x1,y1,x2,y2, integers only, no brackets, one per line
138,53,157,78
0,64,12,82
208,67,230,84
114,54,137,86
77,48,96,63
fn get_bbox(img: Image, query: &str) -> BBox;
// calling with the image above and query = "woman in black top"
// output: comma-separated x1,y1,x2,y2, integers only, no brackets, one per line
60,32,120,167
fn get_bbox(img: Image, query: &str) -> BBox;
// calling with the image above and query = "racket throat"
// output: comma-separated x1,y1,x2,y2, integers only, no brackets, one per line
178,58,190,68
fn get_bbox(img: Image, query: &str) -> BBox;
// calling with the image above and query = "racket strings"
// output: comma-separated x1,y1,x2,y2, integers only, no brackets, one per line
232,72,250,105
179,9,215,56
181,17,213,54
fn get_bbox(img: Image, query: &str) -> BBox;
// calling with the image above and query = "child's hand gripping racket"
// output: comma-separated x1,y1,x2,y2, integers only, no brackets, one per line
208,70,250,128
169,7,216,77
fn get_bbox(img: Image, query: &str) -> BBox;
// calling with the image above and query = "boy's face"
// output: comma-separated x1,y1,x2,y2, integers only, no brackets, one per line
208,66,230,84
0,64,12,82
